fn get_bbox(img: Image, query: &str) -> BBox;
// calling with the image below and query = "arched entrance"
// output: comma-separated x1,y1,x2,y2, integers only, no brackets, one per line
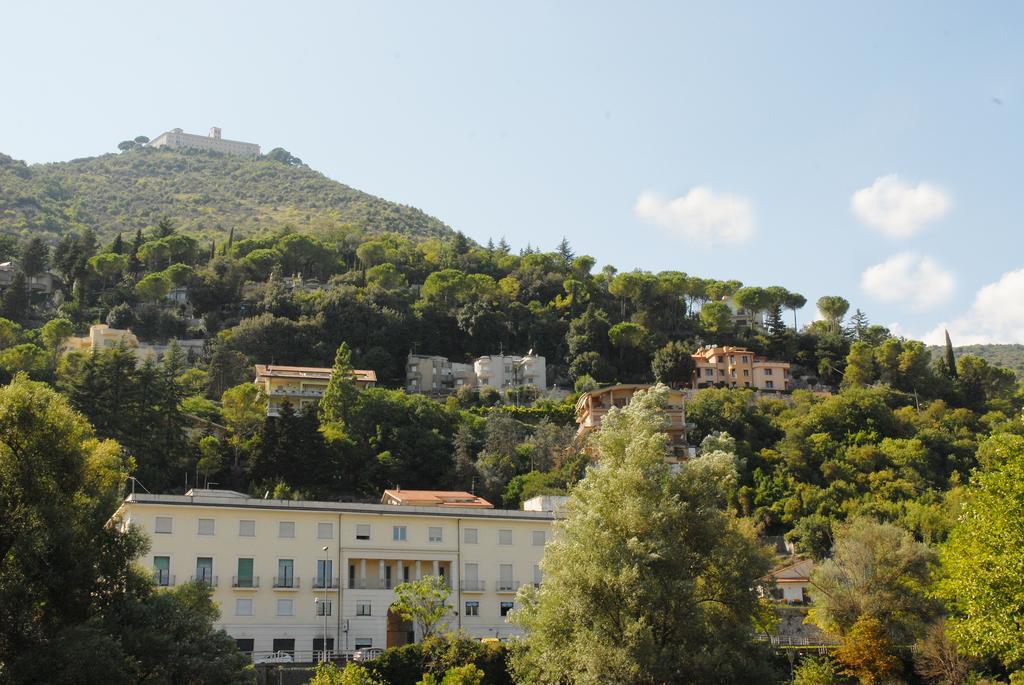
386,606,414,648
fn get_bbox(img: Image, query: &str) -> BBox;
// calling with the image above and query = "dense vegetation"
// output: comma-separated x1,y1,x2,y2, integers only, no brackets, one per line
1,150,1023,682
929,343,1024,379
0,145,451,245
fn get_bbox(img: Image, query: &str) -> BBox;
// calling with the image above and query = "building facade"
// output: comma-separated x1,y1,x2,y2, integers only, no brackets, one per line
575,384,694,462
254,364,377,416
691,345,791,391
149,127,260,157
405,353,547,394
115,490,554,661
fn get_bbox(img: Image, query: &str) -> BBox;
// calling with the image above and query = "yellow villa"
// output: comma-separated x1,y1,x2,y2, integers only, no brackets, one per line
115,489,556,661
254,364,377,416
691,345,791,391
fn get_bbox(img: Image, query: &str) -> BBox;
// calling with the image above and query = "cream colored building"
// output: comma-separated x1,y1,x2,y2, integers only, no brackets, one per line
405,355,475,393
254,364,377,416
575,384,694,462
64,323,140,353
149,127,260,157
691,345,791,391
405,353,547,394
115,489,555,661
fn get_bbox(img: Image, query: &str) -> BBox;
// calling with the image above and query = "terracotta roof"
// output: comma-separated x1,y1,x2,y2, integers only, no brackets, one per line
254,364,377,382
761,558,814,583
381,490,493,509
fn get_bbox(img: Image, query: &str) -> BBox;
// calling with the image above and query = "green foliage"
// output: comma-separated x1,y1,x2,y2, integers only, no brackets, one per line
792,655,839,685
510,385,777,684
391,576,453,640
651,340,695,387
320,341,359,427
833,616,903,685
310,662,382,685
0,147,450,242
937,434,1024,668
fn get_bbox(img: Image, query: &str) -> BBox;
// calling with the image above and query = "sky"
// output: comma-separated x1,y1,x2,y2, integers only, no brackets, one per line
2,1,1022,345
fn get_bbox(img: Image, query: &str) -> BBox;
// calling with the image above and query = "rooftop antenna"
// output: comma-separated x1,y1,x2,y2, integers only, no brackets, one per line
128,476,151,495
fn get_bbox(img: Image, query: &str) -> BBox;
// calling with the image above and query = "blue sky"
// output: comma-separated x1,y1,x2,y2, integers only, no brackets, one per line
3,1,1022,344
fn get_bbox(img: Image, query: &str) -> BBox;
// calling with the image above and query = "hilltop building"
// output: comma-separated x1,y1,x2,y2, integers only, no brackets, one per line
63,324,205,360
149,127,260,157
760,558,814,604
691,345,790,391
254,364,377,416
405,353,546,394
574,384,695,462
114,488,556,659
0,261,59,295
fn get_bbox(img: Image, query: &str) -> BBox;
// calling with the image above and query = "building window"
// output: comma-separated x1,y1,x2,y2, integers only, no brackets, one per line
316,559,334,588
277,599,293,616
719,369,725,376
741,356,749,363
235,638,254,655
743,369,749,377
196,557,214,584
316,599,333,616
272,638,295,656
356,601,372,616
498,529,513,546
729,355,735,364
354,638,372,650
765,380,774,389
239,520,256,537
704,368,713,377
154,556,171,586
532,530,546,546
428,527,443,543
465,601,479,617
464,528,478,544
764,368,773,376
500,601,514,617
235,598,253,616
355,524,370,540
154,516,173,534
393,526,407,541
317,522,334,540
277,559,294,587
279,521,295,538
236,558,255,588
198,518,215,536
730,369,736,378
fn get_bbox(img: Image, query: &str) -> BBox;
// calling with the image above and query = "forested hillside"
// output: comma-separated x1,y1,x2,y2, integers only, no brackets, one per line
929,343,1024,379
0,145,451,245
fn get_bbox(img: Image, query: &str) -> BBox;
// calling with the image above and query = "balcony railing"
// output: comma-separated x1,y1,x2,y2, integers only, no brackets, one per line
460,580,486,592
273,576,300,589
191,574,218,587
232,576,260,589
348,577,395,590
312,577,340,589
154,571,175,587
270,388,325,397
495,580,520,593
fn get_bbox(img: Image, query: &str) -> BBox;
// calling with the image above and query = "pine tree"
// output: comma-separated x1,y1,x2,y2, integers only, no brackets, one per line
319,342,360,427
849,309,869,340
497,237,510,255
556,237,574,268
944,329,958,380
1,271,31,323
110,233,125,255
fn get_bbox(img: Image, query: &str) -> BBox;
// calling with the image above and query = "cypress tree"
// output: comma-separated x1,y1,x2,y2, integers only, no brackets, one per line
944,329,958,380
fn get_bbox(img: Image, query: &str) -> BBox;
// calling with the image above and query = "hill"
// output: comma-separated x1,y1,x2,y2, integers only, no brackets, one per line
930,343,1024,379
0,146,451,244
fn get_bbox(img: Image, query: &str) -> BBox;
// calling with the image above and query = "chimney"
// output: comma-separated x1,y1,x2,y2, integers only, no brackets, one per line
209,127,222,139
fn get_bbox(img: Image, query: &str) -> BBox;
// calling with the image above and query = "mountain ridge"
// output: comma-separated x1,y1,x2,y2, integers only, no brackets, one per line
0,146,452,244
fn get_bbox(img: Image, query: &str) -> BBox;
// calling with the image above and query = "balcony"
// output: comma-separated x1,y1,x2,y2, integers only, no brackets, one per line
312,577,340,590
348,577,395,590
270,388,325,397
460,580,485,592
232,576,260,589
273,576,300,590
191,574,218,587
495,580,520,593
154,571,175,587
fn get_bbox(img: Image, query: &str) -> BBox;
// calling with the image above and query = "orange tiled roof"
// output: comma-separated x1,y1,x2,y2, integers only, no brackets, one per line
381,489,493,509
254,364,377,382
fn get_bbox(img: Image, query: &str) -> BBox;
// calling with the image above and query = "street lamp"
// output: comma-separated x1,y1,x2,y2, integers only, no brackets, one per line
320,545,329,662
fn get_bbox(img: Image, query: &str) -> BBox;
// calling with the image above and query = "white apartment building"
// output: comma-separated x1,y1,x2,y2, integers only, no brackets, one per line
115,490,555,661
149,127,260,157
474,354,546,390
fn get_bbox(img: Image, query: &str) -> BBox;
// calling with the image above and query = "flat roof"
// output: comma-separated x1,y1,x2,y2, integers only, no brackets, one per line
382,489,493,508
121,493,555,521
254,364,377,383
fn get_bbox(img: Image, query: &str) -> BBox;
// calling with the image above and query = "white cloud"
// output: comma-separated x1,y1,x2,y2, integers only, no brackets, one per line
860,253,955,310
850,174,951,238
634,186,754,246
923,268,1024,345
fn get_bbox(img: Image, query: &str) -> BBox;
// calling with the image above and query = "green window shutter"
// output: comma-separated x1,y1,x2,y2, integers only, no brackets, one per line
238,558,253,580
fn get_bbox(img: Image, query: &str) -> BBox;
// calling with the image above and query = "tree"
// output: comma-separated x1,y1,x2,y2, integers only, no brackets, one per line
117,140,137,152
943,329,958,380
913,619,973,685
135,272,171,303
699,300,734,336
1,271,31,323
848,309,869,340
20,236,49,277
40,317,74,370
309,662,382,684
816,296,850,334
937,434,1024,668
833,616,903,685
792,655,838,685
651,340,695,387
392,576,452,640
510,386,775,684
320,341,360,429
808,517,938,646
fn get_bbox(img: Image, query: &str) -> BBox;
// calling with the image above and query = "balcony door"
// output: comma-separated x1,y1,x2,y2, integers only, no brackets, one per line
278,559,294,587
196,557,213,583
316,559,333,587
237,558,254,587
499,564,513,591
